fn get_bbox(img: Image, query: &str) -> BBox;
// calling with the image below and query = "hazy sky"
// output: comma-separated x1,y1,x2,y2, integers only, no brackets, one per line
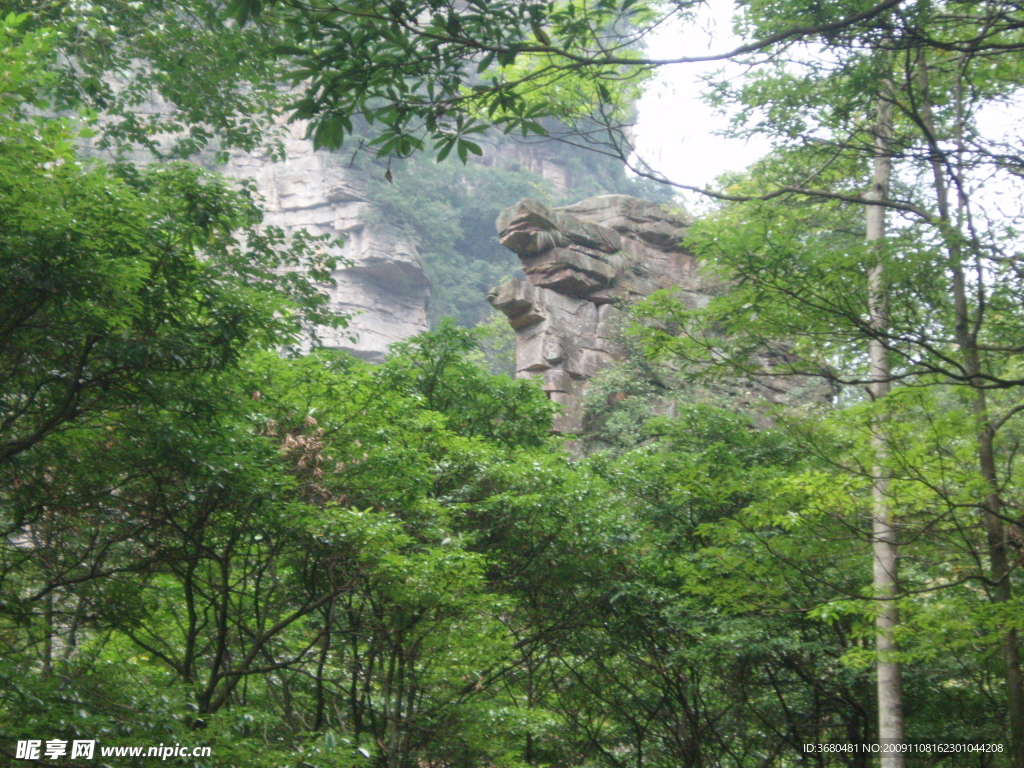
634,3,1022,209
632,1,770,203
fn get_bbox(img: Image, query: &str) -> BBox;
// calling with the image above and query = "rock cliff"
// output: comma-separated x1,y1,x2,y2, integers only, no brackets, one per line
85,93,432,362
217,125,609,358
83,86,653,361
488,195,698,433
219,123,430,361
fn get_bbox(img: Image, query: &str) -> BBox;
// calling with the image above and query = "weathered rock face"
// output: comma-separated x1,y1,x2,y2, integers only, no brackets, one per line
85,96,431,362
488,195,698,433
219,123,430,361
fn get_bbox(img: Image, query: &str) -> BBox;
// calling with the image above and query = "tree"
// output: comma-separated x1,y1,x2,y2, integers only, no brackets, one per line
1,0,291,159
4,314,591,768
0,12,342,465
866,50,904,768
228,0,920,193
632,1,1024,749
0,16,347,762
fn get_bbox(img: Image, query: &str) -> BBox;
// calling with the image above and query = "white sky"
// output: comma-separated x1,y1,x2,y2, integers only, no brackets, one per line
632,0,771,206
633,2,1024,222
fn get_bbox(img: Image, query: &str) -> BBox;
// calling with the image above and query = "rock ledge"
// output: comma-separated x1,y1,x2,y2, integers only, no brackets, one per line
489,195,698,433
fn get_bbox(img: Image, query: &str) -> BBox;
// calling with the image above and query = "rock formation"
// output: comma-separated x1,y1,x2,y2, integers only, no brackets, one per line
84,89,644,362
488,195,697,433
213,124,623,359
85,95,431,362
219,123,430,361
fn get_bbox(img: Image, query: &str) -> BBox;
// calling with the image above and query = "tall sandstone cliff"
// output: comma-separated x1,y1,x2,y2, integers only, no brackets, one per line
217,124,605,359
86,94,431,361
218,123,430,362
85,88,655,360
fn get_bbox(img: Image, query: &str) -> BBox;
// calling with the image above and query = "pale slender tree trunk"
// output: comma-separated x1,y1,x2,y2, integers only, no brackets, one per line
866,88,905,768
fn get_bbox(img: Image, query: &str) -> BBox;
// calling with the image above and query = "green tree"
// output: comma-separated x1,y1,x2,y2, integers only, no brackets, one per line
227,0,917,186
640,142,1024,765
0,13,340,465
1,0,289,159
3,316,601,768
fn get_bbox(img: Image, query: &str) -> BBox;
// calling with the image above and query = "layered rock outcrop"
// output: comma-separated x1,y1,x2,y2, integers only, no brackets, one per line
488,195,698,433
85,90,641,362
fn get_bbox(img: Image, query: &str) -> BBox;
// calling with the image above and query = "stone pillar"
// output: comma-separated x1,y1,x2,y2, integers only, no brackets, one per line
488,195,694,433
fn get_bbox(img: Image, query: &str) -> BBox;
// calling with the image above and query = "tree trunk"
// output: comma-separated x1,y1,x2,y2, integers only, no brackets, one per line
917,50,1024,765
866,88,905,768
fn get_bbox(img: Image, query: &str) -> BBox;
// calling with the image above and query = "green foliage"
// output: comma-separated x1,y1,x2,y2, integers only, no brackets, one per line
577,362,1020,762
368,155,545,327
6,1,1024,765
383,322,555,447
0,20,343,465
631,124,1024,762
1,0,289,158
0,332,549,765
231,0,658,160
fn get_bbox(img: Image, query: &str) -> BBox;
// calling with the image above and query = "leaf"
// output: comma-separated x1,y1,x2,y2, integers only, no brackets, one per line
226,0,262,26
476,52,495,73
435,139,455,162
